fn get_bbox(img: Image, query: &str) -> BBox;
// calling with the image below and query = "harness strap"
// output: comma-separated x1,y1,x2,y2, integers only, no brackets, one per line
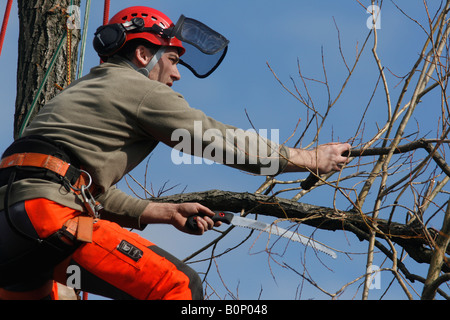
62,216,94,244
0,153,71,177
0,152,91,192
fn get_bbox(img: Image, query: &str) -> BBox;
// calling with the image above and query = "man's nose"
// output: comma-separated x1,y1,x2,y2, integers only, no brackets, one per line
172,66,181,82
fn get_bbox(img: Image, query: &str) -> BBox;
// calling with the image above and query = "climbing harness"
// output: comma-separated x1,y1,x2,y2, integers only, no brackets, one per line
0,135,102,213
0,136,100,288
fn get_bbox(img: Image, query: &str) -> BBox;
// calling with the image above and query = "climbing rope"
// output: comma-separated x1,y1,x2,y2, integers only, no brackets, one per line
103,0,110,25
55,5,75,89
18,31,67,138
99,0,110,64
0,0,13,56
65,19,72,86
77,0,91,79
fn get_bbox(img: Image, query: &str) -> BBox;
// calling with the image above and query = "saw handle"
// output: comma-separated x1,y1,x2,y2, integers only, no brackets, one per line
186,211,234,231
300,174,320,191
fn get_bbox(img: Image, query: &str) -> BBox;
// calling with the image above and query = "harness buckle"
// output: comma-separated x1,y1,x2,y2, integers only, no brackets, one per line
80,185,103,218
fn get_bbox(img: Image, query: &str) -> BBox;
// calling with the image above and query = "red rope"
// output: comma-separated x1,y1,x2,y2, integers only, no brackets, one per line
99,0,110,64
103,0,110,25
0,0,13,56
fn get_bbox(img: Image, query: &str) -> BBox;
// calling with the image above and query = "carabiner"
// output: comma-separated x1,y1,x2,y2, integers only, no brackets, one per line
81,185,102,218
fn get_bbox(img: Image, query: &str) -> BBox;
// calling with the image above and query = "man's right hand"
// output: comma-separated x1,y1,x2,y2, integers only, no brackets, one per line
141,202,221,235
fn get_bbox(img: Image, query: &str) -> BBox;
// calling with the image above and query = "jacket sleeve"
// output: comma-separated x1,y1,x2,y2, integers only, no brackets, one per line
96,185,149,230
136,83,290,176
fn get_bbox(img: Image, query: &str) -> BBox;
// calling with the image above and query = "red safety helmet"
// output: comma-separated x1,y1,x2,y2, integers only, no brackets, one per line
105,6,185,56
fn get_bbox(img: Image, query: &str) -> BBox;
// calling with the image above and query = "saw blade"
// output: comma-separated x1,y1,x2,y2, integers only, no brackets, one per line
230,215,337,259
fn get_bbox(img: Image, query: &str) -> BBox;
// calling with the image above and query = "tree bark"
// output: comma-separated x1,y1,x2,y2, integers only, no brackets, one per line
15,0,80,139
422,200,450,299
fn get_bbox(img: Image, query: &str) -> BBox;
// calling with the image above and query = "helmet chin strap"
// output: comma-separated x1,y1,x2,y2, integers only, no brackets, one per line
136,46,166,77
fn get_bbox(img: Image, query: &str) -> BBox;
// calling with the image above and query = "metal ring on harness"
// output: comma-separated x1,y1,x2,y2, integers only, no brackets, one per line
69,169,92,191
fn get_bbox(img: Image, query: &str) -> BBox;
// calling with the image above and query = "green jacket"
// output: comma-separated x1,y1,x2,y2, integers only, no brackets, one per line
0,58,289,229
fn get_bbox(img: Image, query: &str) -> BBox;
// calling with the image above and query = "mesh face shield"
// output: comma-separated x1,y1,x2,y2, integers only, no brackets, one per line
171,15,229,78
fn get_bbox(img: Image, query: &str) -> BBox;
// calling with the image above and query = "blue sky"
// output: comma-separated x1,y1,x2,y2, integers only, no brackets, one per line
0,1,447,300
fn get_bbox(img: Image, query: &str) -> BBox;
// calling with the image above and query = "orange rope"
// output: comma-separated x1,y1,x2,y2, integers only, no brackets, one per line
66,21,72,85
55,12,73,90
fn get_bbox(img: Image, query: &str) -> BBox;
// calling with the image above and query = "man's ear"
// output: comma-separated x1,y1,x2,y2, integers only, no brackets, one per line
134,45,152,68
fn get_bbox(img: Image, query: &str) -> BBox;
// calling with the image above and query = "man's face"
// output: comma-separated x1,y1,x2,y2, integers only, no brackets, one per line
148,47,181,87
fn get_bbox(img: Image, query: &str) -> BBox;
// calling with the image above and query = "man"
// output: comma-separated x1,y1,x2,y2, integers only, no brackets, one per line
0,6,350,300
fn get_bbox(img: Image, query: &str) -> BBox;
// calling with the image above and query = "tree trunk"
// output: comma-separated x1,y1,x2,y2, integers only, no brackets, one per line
14,0,81,299
15,0,80,139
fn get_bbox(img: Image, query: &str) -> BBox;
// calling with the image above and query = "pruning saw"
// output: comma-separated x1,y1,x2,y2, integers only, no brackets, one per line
187,211,337,259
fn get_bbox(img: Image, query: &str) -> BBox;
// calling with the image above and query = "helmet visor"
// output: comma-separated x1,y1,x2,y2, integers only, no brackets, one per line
171,15,229,78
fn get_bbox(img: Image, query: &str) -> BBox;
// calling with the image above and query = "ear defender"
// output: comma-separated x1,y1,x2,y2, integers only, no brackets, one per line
93,18,146,57
93,24,127,57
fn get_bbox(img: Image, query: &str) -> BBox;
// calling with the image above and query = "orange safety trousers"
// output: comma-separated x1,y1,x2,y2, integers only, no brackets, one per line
0,198,203,300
